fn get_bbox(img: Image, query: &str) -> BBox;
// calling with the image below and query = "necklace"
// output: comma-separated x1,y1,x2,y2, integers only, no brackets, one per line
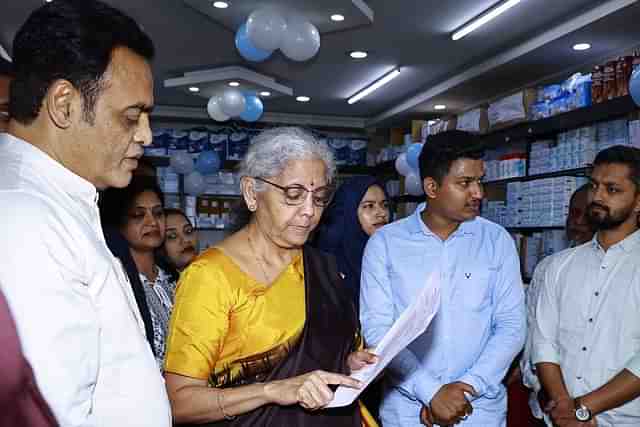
247,231,271,284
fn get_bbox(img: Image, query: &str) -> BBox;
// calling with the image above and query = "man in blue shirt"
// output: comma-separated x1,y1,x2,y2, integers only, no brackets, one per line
360,130,526,426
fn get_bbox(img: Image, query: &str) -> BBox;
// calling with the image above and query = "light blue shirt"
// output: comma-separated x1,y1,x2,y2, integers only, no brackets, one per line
360,203,526,426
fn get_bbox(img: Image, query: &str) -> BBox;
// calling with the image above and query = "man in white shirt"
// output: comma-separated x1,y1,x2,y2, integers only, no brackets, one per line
532,145,640,427
0,1,171,426
521,184,595,426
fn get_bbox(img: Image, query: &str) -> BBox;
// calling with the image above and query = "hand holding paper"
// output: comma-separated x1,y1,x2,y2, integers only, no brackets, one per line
328,273,441,407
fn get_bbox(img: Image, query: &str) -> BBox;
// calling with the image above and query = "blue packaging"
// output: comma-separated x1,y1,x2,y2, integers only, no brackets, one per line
187,128,209,159
208,131,228,162
227,131,250,161
146,128,169,156
167,129,189,155
328,138,349,166
349,139,368,166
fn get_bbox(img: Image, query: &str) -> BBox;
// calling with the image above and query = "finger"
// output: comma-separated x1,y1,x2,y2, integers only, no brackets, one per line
358,351,379,364
303,384,326,410
308,374,334,404
463,400,473,416
458,382,477,396
298,388,314,410
319,371,362,389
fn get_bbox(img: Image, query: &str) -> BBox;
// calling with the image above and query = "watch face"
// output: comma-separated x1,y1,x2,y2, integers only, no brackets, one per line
576,406,591,421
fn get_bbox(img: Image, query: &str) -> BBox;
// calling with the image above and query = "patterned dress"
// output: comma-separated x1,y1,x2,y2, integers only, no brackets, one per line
139,267,176,368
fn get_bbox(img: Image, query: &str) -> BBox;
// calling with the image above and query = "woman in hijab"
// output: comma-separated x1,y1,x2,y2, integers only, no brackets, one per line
314,176,391,309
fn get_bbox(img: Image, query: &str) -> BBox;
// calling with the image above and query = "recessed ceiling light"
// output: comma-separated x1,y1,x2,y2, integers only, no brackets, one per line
331,14,345,22
434,104,447,110
573,43,591,51
259,91,271,97
228,81,240,87
213,1,229,8
44,0,53,3
296,96,311,102
349,51,368,59
188,86,200,93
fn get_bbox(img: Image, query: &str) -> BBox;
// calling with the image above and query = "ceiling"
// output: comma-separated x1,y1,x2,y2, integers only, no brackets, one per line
1,0,640,128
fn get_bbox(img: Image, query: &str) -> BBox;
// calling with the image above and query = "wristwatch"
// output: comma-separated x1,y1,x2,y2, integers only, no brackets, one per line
574,398,592,422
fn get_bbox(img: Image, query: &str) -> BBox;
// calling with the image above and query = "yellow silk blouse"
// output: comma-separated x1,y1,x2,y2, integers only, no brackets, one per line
164,247,305,386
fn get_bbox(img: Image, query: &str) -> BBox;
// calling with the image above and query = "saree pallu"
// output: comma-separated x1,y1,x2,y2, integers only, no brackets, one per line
196,245,364,427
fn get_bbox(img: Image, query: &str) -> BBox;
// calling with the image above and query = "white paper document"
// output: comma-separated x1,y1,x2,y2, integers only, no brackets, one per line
328,273,441,407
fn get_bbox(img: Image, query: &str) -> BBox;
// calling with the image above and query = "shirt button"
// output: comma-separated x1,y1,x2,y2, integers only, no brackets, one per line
582,347,587,351
577,376,582,380
601,265,606,269
588,318,593,323
595,292,600,296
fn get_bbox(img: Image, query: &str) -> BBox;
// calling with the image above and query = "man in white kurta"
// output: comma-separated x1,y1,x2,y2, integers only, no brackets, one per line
0,0,171,425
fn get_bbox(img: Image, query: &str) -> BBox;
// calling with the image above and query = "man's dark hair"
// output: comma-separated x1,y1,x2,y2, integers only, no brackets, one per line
0,57,13,77
10,0,154,125
99,175,164,229
419,130,484,183
592,145,640,190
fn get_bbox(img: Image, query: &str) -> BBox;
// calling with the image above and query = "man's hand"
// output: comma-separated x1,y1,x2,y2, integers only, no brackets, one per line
549,396,575,425
555,419,597,427
429,382,475,425
420,405,434,426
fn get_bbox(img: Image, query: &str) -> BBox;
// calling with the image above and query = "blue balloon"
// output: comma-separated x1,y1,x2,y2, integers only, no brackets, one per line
406,143,423,171
195,150,221,176
235,23,273,62
630,67,640,106
240,94,264,122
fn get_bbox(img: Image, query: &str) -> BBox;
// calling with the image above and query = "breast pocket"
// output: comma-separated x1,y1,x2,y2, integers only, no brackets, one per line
456,269,492,312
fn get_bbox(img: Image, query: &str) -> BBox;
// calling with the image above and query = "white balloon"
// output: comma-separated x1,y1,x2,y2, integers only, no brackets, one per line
395,153,412,176
221,88,246,117
207,95,229,122
280,19,320,62
170,151,194,175
246,8,287,52
184,171,206,196
405,173,424,196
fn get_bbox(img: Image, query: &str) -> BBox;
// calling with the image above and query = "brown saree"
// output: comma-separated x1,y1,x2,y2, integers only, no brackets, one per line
194,245,362,427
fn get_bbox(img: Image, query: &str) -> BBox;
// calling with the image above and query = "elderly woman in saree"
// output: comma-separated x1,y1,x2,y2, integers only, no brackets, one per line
164,127,378,427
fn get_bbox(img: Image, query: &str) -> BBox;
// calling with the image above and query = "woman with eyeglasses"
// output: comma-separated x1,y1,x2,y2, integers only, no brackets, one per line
164,127,379,427
99,176,177,369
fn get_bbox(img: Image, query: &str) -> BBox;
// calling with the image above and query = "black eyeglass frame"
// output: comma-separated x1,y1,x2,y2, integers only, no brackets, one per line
253,176,335,207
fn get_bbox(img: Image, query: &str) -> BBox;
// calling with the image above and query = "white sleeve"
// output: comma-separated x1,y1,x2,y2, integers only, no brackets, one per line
0,194,99,427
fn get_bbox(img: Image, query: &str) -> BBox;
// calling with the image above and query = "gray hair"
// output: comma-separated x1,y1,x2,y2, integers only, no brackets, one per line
239,127,336,191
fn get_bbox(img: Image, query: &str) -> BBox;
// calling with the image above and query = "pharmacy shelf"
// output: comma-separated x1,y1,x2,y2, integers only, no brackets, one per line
143,155,384,176
480,95,636,148
484,167,590,185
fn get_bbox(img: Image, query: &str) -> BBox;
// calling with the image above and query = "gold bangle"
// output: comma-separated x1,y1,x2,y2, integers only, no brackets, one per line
217,389,236,420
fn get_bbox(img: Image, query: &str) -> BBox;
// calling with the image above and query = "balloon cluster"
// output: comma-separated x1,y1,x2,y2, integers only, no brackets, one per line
235,8,321,63
395,143,424,196
169,150,221,197
207,89,264,123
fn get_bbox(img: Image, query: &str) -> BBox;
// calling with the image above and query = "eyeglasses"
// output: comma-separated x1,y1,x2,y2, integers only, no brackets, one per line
254,177,335,207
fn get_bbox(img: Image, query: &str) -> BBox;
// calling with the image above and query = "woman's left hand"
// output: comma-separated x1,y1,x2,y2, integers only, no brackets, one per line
347,350,378,373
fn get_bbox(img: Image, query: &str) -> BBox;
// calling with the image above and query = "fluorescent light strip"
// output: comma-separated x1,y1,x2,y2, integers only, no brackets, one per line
348,68,401,105
452,0,521,41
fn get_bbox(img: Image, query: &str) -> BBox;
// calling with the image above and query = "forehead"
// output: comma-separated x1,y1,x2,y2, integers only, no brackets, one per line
100,47,153,108
362,185,386,201
133,190,162,206
277,158,328,185
591,163,633,184
166,213,188,226
446,158,485,178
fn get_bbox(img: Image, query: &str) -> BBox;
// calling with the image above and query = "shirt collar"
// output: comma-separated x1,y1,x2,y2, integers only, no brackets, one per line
2,133,98,204
591,229,640,253
408,202,475,238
